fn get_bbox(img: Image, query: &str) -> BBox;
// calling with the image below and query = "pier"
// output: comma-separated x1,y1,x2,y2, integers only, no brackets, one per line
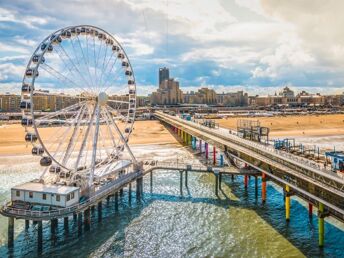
155,111,344,247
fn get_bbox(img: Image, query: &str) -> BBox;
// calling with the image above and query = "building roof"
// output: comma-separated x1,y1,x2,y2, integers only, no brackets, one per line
12,182,79,195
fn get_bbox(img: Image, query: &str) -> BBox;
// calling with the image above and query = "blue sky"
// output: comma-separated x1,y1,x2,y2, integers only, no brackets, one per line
0,0,344,96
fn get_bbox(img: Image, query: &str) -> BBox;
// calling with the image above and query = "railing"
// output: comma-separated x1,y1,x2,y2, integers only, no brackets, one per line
156,112,344,185
0,171,141,219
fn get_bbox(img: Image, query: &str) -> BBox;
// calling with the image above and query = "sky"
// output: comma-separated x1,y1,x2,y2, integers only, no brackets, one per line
0,0,344,96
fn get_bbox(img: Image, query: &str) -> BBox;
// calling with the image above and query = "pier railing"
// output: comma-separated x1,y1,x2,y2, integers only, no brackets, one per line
0,171,141,220
156,112,344,185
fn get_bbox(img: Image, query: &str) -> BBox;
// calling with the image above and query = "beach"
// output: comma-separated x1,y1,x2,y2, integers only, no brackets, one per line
0,120,179,155
216,114,344,137
1,115,344,155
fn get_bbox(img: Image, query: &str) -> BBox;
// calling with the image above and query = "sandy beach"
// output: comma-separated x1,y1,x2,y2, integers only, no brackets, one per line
1,114,344,156
216,114,344,137
0,120,179,155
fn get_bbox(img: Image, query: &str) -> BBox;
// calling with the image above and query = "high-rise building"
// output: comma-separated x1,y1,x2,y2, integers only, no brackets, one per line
159,67,169,86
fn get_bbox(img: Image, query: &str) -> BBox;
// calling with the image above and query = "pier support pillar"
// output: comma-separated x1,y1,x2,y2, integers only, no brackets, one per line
25,219,30,230
318,203,325,247
193,137,197,150
244,175,248,189
84,208,91,231
97,201,102,221
214,172,219,196
37,221,43,252
309,203,313,218
8,217,14,248
220,155,224,166
180,170,183,195
115,191,119,211
185,170,188,187
262,173,267,203
219,173,222,190
285,185,291,222
213,146,216,165
150,171,153,193
128,183,132,205
205,143,209,159
77,213,82,235
64,217,69,231
136,177,143,200
50,218,57,234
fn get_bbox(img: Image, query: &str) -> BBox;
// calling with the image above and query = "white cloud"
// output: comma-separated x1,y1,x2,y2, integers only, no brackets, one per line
0,7,48,29
252,36,315,79
0,42,30,54
261,0,344,67
1,0,344,94
0,63,25,80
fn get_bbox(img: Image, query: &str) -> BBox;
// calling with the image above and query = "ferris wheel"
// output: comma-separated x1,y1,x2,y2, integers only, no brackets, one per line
20,25,137,189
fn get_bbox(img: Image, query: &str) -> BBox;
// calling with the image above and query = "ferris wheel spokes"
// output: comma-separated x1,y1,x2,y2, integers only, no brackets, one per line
54,44,94,95
61,104,88,166
21,25,136,190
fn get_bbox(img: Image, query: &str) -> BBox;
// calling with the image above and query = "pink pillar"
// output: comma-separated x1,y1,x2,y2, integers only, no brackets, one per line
205,143,208,159
213,146,216,164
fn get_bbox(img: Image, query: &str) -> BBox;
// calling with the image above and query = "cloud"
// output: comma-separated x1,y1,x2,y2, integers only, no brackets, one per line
0,7,48,29
0,0,344,95
0,62,25,81
261,0,344,67
251,36,315,79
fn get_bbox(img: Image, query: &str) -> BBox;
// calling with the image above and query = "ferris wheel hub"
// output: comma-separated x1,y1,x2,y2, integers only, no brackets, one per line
98,92,108,106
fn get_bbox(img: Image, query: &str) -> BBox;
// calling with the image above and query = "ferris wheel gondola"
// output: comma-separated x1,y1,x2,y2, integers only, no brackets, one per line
20,25,137,190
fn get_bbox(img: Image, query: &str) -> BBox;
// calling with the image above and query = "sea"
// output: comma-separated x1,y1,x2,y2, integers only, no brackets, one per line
0,141,343,258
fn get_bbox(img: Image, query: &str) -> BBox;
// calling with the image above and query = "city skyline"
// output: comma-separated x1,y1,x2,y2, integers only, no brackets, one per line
1,1,344,96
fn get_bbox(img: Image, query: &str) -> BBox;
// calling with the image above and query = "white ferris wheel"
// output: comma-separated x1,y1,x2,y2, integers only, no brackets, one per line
20,25,137,191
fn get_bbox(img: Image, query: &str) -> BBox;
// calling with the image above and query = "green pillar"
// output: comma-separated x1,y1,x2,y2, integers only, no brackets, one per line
318,202,325,247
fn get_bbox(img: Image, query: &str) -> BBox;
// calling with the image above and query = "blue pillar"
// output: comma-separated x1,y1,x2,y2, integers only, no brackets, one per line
192,137,197,150
220,154,224,166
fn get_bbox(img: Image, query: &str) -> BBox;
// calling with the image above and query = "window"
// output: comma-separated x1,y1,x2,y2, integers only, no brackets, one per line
66,194,70,201
29,192,33,198
56,194,60,202
71,192,75,199
16,190,20,197
42,193,46,200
